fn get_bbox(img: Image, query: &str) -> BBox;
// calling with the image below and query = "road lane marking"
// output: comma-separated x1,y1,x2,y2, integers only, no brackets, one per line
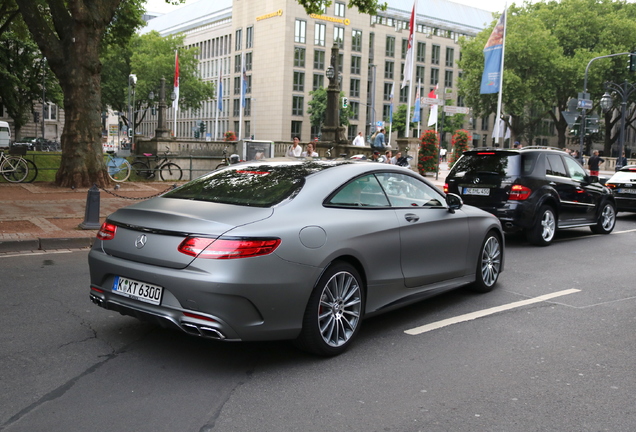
613,228,636,234
405,288,581,336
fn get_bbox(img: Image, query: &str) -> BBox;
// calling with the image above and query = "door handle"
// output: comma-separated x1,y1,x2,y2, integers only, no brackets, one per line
405,213,419,222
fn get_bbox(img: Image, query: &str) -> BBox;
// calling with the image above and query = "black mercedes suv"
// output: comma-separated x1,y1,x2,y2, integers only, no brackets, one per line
444,147,616,246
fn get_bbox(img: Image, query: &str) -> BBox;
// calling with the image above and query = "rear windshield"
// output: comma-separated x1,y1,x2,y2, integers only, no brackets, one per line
162,161,335,207
449,152,536,178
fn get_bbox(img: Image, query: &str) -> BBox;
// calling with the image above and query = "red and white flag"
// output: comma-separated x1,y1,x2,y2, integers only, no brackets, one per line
401,0,416,89
173,50,180,111
427,83,439,126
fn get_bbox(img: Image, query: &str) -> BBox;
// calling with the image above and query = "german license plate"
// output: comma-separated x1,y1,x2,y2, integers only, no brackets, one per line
112,276,163,305
618,188,636,194
463,187,490,196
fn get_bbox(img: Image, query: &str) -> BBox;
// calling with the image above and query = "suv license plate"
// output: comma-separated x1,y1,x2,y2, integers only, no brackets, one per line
112,276,163,305
463,187,490,196
618,188,636,194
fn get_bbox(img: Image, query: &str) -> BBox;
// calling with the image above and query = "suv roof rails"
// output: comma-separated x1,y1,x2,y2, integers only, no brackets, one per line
469,147,514,152
519,145,564,151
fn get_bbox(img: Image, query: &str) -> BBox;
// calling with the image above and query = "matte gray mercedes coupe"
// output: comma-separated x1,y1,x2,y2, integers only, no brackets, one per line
88,159,504,356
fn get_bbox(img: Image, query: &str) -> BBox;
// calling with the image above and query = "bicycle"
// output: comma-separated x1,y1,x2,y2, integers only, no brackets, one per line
0,148,29,183
131,146,183,181
104,150,132,182
215,146,232,169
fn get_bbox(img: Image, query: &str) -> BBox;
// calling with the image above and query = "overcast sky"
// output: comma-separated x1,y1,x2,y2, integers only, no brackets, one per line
144,0,510,15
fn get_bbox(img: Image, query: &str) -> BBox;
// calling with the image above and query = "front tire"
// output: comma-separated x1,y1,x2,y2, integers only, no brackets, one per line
590,201,616,234
159,162,183,181
469,231,502,293
527,205,556,246
295,262,364,356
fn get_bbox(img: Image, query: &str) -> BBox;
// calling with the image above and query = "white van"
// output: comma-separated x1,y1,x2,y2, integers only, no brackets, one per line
0,121,11,148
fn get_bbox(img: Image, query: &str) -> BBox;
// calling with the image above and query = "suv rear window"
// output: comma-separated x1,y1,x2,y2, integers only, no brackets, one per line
449,152,540,178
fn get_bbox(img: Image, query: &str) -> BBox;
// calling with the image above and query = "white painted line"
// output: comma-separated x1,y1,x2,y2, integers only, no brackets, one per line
613,228,636,234
404,288,581,336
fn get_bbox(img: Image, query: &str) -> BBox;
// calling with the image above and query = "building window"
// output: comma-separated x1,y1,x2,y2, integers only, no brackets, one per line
457,95,465,107
399,85,409,103
383,104,391,122
44,104,57,120
384,61,394,79
234,54,241,73
352,29,362,52
294,47,305,67
311,124,321,139
481,117,489,131
313,73,324,91
350,78,360,97
347,125,357,141
295,19,306,43
430,68,439,85
339,53,344,73
431,44,440,65
315,23,326,46
291,121,302,139
235,29,242,51
351,55,361,74
349,101,359,120
335,2,345,17
246,26,253,49
334,26,344,49
444,70,453,88
245,52,252,71
385,36,395,57
246,75,252,94
293,71,305,92
417,42,426,62
234,76,241,95
292,96,304,116
233,99,240,117
416,65,425,84
445,47,454,67
244,98,251,116
401,38,408,59
314,50,325,69
383,82,392,101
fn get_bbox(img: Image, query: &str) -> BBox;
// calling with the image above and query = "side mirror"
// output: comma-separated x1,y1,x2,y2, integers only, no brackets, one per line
446,193,463,213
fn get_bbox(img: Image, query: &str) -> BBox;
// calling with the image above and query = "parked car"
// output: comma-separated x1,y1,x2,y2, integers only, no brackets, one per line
88,159,504,356
604,164,636,212
444,147,616,246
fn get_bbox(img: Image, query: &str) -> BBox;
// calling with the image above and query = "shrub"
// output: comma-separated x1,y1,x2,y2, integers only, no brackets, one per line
449,129,471,169
417,130,439,175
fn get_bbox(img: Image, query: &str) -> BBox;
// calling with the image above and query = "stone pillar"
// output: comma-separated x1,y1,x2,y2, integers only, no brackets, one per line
321,43,348,144
155,77,171,139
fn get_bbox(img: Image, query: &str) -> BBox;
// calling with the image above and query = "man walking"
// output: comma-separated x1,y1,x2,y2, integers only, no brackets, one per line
588,150,604,177
352,131,365,147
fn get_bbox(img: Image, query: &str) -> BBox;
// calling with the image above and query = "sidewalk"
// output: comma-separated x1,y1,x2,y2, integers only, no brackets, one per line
0,181,179,254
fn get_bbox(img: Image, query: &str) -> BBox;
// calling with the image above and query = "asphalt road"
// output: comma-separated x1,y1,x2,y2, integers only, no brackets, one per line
2,215,636,432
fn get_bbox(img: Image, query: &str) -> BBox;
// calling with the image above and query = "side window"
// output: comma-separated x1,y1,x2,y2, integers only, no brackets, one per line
546,154,567,177
563,156,586,182
376,173,445,207
326,174,391,207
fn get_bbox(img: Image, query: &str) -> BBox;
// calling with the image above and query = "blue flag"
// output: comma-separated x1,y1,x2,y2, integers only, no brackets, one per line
217,69,223,112
480,10,506,94
412,82,421,123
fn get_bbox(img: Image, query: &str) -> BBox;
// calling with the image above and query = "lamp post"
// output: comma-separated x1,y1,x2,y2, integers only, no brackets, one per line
600,80,636,170
128,74,137,149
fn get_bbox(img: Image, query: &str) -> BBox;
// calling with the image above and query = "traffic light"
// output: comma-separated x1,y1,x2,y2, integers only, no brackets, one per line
585,117,599,134
630,51,636,73
342,97,348,108
33,112,40,122
199,121,206,133
194,130,200,139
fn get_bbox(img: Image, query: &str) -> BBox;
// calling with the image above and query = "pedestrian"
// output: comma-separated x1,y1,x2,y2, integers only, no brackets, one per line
352,131,365,147
301,143,319,157
513,141,522,149
617,151,628,170
390,151,402,165
385,150,393,164
440,147,447,162
373,128,386,150
286,136,302,157
587,150,604,176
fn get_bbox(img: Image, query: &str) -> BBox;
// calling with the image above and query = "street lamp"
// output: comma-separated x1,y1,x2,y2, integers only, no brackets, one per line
600,80,636,170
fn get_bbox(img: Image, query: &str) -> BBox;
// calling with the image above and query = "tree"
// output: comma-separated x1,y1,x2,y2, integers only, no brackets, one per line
296,0,386,15
101,31,215,132
0,18,62,138
308,87,350,132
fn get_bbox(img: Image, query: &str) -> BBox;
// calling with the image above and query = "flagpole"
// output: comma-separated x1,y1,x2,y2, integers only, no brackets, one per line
494,5,507,145
388,82,394,147
173,50,179,137
239,52,245,141
402,0,416,139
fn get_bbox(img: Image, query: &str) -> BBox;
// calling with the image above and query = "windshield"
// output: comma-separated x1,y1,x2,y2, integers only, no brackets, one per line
163,161,336,207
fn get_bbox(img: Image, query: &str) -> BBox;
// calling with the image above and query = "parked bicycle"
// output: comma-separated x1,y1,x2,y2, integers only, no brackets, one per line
131,147,183,181
0,147,29,183
215,146,242,169
104,150,132,182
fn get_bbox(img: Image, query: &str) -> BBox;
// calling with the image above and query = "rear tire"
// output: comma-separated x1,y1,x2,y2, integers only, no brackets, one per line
159,162,183,181
107,158,131,182
527,205,556,246
295,262,364,356
131,161,150,180
1,157,29,183
469,231,502,293
590,201,616,234
23,159,38,183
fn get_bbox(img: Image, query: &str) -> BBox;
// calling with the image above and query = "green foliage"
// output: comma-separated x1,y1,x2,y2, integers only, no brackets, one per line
390,104,418,138
449,129,471,169
418,130,439,175
307,87,350,129
296,0,387,15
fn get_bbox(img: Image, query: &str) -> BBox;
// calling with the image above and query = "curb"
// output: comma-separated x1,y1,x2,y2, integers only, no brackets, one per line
0,237,93,253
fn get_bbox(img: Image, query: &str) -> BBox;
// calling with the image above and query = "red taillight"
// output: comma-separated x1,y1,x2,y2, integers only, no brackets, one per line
509,184,532,201
177,237,281,259
96,222,117,240
477,152,496,155
443,183,449,193
605,183,617,189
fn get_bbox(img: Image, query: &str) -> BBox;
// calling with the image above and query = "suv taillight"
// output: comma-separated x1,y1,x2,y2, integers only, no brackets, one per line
443,183,449,193
509,184,531,201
